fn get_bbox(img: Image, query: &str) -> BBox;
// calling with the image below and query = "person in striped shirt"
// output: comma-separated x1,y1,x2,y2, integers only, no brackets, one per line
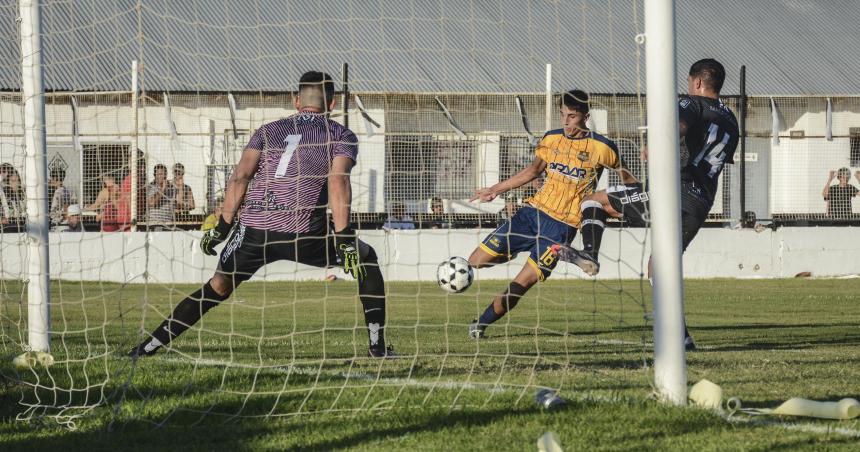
467,90,637,339
130,71,394,358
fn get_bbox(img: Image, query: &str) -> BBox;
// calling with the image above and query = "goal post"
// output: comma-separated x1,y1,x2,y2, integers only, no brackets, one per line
3,0,676,425
19,0,51,354
645,0,687,405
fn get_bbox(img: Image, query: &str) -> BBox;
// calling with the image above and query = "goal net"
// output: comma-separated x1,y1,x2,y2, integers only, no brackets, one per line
1,0,659,428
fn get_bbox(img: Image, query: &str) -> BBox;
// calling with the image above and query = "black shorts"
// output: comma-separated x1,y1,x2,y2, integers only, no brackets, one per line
216,224,373,286
606,182,710,251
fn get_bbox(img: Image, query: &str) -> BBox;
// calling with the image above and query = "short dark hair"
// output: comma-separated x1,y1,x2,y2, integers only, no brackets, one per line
838,167,851,178
0,162,16,176
154,164,167,176
173,162,185,175
560,90,589,114
299,71,335,108
50,167,66,182
689,59,726,93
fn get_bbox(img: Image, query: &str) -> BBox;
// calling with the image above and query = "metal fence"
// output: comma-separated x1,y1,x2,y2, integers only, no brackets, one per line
1,92,859,229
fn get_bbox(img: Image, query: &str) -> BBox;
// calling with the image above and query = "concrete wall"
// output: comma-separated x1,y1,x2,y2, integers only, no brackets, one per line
2,228,858,284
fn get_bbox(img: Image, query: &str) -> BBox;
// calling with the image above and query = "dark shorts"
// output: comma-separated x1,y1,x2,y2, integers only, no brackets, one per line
480,205,577,281
606,182,710,251
216,224,373,286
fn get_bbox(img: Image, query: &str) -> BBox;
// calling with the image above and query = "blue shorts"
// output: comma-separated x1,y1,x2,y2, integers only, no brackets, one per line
479,205,577,281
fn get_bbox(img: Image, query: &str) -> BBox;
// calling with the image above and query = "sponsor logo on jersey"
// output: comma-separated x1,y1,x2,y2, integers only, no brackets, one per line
680,99,691,108
577,151,589,162
489,237,501,248
619,190,650,204
547,162,586,180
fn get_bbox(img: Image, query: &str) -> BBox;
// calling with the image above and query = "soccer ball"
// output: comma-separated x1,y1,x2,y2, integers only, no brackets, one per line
437,256,474,294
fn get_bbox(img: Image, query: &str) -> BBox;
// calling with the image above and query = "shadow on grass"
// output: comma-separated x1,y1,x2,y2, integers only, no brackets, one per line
703,333,860,353
690,322,859,332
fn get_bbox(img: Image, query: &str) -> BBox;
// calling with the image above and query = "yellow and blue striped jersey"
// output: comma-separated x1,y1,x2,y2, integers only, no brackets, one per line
528,129,621,226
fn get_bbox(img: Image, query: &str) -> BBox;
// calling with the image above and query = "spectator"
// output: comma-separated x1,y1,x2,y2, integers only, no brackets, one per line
172,163,195,218
117,149,147,231
823,167,859,218
382,201,415,230
48,167,76,227
86,173,121,231
61,204,83,232
428,197,451,229
201,196,224,231
1,170,26,228
147,164,175,230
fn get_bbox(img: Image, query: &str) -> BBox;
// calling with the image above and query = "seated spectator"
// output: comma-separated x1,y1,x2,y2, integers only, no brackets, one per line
86,173,121,231
172,163,195,218
823,167,859,218
201,196,224,231
61,204,84,232
383,201,415,230
49,167,76,227
1,170,26,228
428,197,451,229
147,164,176,230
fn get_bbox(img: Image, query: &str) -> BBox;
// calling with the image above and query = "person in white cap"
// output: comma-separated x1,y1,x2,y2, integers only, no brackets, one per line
63,204,83,232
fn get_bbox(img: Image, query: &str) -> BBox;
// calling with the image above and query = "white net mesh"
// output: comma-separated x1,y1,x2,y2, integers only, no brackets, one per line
0,0,709,429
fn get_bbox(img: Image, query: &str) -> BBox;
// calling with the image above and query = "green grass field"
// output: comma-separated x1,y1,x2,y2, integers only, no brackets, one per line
1,278,859,451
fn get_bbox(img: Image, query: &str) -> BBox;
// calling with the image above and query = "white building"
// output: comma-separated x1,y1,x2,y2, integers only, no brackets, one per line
1,0,858,223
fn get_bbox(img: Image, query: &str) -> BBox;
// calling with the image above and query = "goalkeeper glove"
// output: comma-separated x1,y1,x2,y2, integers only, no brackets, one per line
334,226,366,282
200,215,233,256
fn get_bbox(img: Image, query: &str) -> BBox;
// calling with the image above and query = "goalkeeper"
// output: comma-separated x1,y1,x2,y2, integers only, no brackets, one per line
130,71,393,358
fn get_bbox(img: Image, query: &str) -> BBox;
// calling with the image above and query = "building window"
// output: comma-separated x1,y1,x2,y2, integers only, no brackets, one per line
384,135,478,206
499,136,537,200
607,135,644,186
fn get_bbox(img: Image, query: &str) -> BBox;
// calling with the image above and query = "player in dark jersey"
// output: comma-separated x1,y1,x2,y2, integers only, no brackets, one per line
553,59,739,350
129,71,394,359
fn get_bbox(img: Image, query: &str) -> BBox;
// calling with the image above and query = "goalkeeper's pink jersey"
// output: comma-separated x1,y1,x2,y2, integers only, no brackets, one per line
240,112,358,233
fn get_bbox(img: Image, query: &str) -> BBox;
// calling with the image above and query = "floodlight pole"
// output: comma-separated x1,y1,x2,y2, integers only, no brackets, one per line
19,0,51,353
645,0,687,405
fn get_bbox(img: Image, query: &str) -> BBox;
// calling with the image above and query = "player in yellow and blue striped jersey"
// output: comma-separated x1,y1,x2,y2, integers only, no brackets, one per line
466,90,638,338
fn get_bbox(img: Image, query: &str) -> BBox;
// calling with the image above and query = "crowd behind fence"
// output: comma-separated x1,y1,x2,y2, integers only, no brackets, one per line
1,93,859,232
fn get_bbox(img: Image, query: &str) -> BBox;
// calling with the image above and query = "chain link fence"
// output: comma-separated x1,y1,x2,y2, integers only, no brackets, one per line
2,92,859,228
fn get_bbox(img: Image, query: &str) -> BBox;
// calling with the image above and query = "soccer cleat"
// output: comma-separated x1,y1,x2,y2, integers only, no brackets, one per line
684,335,697,352
368,344,397,359
469,319,487,339
551,244,600,276
128,339,162,359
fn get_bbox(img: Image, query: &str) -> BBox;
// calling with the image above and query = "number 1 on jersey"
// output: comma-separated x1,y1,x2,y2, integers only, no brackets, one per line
275,134,302,178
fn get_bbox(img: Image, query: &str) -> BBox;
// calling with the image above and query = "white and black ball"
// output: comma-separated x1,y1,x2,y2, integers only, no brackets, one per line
437,256,474,294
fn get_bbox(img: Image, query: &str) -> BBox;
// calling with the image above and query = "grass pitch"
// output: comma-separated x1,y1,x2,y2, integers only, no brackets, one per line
1,278,859,451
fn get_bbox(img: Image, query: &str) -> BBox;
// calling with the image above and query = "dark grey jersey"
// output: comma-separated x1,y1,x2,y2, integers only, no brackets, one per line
678,95,739,205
